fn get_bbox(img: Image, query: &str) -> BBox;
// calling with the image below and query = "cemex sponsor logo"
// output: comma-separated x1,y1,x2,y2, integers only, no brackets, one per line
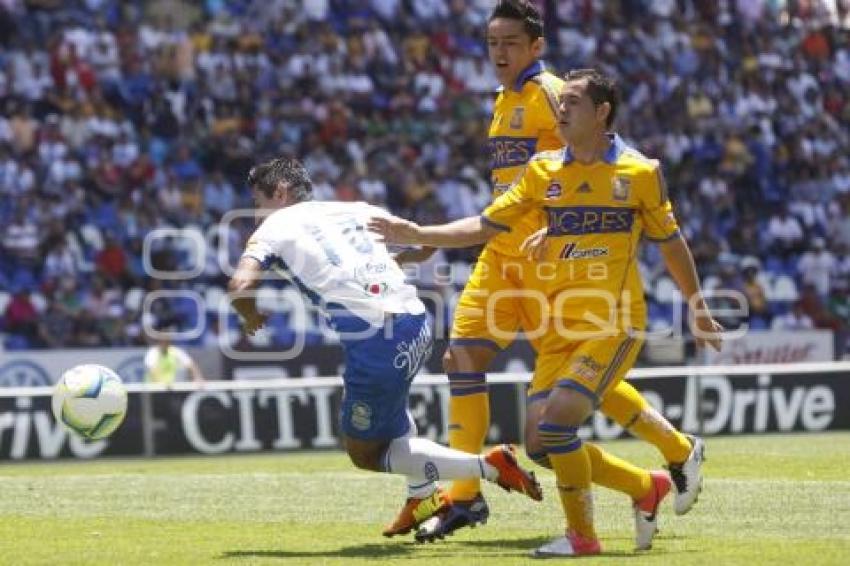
559,242,610,260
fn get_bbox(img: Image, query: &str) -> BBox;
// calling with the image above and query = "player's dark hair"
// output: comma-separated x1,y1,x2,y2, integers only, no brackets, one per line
247,156,313,202
564,68,619,129
488,0,543,40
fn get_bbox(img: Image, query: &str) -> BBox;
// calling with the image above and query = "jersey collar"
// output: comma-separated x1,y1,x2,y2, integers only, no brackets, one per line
563,133,626,165
512,60,545,92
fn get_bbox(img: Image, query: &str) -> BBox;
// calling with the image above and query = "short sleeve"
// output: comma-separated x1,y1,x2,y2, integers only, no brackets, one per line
481,162,544,232
242,221,279,270
640,163,681,242
242,239,275,268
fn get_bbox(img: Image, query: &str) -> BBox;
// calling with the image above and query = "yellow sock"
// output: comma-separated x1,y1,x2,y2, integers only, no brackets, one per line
447,372,489,500
540,423,597,540
601,381,692,464
585,442,651,500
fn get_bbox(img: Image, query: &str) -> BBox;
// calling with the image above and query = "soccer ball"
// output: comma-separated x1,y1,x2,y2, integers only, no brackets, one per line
52,364,128,440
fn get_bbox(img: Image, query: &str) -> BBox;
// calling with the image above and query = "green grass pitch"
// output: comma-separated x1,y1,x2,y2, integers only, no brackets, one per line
1,432,849,565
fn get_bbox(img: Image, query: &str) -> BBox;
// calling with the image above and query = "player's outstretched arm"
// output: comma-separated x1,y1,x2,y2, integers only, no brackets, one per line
227,256,269,336
368,214,500,248
659,234,724,351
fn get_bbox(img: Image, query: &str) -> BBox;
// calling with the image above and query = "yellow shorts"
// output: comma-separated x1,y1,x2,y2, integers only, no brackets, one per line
527,329,643,403
450,247,550,351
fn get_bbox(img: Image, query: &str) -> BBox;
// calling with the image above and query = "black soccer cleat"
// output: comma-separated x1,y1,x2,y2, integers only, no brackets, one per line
414,493,490,543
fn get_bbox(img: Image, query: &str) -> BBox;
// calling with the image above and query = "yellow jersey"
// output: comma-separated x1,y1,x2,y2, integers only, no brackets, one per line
486,60,563,257
481,134,680,331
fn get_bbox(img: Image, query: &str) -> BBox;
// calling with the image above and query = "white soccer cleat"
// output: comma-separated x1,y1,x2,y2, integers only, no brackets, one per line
634,471,672,550
531,531,601,558
669,435,705,515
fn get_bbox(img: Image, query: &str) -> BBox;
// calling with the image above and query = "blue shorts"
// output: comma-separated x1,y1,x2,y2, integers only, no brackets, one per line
339,312,433,441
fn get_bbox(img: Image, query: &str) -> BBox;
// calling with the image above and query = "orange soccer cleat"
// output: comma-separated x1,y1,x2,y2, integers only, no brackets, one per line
484,444,543,501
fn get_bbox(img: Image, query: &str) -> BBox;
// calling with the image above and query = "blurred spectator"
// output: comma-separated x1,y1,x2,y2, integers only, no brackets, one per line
55,278,82,315
727,214,762,258
95,233,128,283
772,301,815,330
767,205,805,258
203,169,235,219
3,289,39,345
144,331,206,387
829,196,850,247
740,257,769,322
828,278,850,327
689,224,724,276
9,104,37,154
3,208,40,265
37,300,74,348
798,238,836,298
42,236,77,280
72,309,106,347
798,283,846,332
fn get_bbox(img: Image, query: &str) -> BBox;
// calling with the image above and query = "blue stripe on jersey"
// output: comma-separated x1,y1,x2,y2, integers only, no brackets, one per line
544,206,635,236
563,133,627,165
489,137,537,170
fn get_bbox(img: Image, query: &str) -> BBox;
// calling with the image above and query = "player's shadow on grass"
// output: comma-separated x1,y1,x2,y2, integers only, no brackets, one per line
221,544,432,560
221,536,696,560
221,545,412,560
220,537,551,560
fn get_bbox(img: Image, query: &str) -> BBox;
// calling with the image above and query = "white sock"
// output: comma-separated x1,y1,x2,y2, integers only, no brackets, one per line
382,437,499,483
407,479,438,499
396,413,439,499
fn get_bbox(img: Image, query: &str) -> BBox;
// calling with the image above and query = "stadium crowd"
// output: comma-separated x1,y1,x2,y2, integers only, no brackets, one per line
1,0,849,354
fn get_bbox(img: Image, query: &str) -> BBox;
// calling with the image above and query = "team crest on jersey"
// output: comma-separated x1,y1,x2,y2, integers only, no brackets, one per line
546,181,562,199
612,177,631,201
571,355,604,381
510,107,525,129
351,402,372,431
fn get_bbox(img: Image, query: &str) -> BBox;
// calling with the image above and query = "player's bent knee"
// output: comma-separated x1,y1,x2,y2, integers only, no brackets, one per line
541,404,589,428
343,437,384,471
542,382,596,426
346,448,381,471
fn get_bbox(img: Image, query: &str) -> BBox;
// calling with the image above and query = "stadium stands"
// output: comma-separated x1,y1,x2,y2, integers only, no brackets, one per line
0,0,848,354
